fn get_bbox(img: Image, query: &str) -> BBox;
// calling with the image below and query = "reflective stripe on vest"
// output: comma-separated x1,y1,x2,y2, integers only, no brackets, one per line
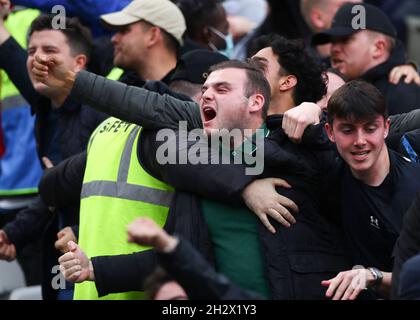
80,126,172,207
106,67,124,81
75,117,173,300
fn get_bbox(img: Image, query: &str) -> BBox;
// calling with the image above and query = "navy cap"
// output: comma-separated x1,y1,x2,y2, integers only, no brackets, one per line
312,3,397,45
170,49,229,84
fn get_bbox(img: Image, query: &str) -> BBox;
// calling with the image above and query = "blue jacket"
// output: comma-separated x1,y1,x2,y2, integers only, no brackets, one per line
12,0,130,37
0,36,108,299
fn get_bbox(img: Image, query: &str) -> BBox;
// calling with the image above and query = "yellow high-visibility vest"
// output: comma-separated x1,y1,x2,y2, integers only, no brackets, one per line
74,117,174,300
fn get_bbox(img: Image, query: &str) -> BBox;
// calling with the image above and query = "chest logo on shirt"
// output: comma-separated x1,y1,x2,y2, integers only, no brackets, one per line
370,216,380,229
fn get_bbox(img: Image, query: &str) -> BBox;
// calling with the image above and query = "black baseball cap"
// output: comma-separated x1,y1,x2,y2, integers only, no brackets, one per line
170,49,229,84
312,3,397,45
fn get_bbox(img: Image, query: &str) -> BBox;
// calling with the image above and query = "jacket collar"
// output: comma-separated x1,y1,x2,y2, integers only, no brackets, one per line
361,40,406,83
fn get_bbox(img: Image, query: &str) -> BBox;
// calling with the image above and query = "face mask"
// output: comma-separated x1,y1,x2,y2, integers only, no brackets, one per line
208,26,234,59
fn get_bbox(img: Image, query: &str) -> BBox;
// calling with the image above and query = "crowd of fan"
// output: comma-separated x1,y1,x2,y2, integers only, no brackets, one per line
0,0,420,300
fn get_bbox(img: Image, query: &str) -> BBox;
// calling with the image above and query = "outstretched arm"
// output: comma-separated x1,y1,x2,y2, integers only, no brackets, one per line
143,130,298,229
128,217,264,300
389,109,420,136
32,54,202,130
0,2,47,109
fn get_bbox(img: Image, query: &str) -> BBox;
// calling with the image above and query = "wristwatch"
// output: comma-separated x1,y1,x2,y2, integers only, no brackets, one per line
367,267,383,288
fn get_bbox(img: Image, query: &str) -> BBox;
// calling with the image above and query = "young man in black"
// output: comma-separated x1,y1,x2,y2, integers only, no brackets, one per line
322,80,420,300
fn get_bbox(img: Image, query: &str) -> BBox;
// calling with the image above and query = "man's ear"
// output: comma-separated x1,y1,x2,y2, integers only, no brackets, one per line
324,122,335,143
73,54,87,72
201,26,213,42
384,118,391,139
248,93,265,113
372,37,387,60
145,26,161,47
279,74,297,92
310,8,326,31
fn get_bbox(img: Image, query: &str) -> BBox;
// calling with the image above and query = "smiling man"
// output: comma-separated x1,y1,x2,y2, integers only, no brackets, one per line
321,80,420,300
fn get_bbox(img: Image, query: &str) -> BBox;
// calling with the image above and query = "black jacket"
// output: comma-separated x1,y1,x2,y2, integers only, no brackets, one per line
361,41,420,116
391,191,420,298
257,116,351,299
158,237,264,300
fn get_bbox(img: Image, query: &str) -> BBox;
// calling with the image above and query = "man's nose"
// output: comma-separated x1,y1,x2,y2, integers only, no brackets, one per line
331,42,341,54
201,88,214,101
111,33,120,44
354,131,367,146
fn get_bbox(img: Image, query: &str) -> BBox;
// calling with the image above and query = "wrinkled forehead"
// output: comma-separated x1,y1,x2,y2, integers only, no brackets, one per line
203,68,247,88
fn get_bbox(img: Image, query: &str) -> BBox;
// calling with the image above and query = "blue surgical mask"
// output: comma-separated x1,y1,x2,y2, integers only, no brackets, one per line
208,26,234,59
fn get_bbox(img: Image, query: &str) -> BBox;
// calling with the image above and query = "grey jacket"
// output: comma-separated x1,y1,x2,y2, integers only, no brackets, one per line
72,70,202,131
72,70,420,137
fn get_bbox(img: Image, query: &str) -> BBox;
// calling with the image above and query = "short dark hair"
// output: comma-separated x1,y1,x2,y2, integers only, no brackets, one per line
28,15,93,61
209,60,271,117
161,29,181,54
327,80,388,125
251,34,327,105
173,0,221,40
140,20,180,54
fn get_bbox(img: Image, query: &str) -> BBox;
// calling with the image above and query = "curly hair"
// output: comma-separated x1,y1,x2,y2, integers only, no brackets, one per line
251,34,327,105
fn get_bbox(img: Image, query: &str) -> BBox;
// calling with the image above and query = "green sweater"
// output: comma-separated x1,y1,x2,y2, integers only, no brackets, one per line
202,125,271,298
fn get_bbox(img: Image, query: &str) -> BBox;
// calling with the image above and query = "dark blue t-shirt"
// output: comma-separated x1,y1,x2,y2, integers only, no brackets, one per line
338,150,420,271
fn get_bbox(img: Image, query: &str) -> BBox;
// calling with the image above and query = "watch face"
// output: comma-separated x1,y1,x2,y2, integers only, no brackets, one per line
369,267,383,284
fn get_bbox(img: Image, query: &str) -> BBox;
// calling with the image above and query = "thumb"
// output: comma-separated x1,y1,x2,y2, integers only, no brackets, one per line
34,53,48,65
46,55,62,67
57,231,65,238
68,240,78,252
270,178,291,189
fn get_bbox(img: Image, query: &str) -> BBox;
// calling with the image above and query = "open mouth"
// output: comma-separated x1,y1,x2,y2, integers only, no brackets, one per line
202,106,217,122
331,58,343,66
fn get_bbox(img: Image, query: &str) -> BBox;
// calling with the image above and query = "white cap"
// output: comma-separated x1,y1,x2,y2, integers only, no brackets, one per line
100,0,186,45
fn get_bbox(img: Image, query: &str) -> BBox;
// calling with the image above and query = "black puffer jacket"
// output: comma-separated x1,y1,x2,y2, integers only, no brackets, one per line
361,41,420,115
